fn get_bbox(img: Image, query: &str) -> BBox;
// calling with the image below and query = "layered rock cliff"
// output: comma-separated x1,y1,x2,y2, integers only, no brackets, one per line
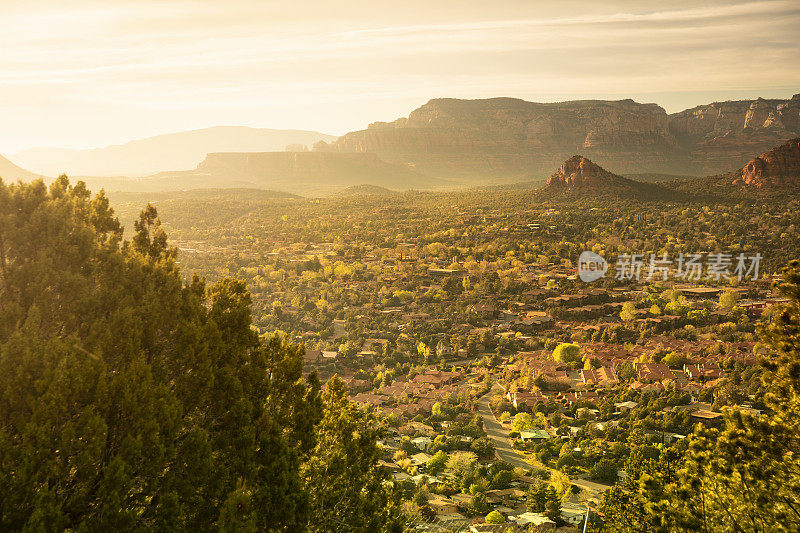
669,95,800,175
317,98,679,178
316,95,800,180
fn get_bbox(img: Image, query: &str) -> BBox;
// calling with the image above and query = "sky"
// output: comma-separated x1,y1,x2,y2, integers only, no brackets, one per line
2,0,799,154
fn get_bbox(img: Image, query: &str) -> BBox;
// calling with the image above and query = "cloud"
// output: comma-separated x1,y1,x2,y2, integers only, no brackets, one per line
0,0,798,152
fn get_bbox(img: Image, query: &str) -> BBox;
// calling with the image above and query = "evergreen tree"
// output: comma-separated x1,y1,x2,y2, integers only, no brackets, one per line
0,178,401,531
302,376,405,533
601,259,800,532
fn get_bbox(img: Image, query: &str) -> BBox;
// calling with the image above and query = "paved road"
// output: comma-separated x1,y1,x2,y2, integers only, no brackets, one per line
477,390,536,470
477,389,610,497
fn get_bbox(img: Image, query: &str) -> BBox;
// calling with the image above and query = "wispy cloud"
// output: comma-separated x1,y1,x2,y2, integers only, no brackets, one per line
1,0,798,152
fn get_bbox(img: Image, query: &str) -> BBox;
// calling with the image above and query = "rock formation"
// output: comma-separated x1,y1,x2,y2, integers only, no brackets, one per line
316,97,678,179
542,155,677,201
733,138,800,188
668,95,800,174
315,95,800,181
546,155,625,188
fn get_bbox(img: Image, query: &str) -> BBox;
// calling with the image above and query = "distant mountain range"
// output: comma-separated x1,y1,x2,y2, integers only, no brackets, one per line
105,152,439,196
2,93,799,196
9,126,336,177
0,154,41,182
316,94,800,179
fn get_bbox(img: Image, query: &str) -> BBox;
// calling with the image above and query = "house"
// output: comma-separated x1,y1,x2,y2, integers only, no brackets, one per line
690,409,724,426
514,512,556,530
303,349,321,364
520,429,550,441
427,497,458,515
612,391,639,404
435,513,470,527
629,381,665,393
560,502,589,525
411,436,432,450
508,390,547,409
680,287,722,299
399,421,436,437
633,362,675,382
684,363,722,381
681,382,703,394
410,452,432,466
581,366,619,387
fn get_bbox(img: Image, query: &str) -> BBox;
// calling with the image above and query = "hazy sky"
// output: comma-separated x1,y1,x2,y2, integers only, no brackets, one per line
2,0,799,154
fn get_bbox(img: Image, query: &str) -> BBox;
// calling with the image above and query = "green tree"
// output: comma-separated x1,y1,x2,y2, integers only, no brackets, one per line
620,302,637,323
719,290,739,309
302,376,404,532
589,458,619,483
0,178,402,532
485,510,506,524
470,436,495,459
426,450,448,475
552,343,581,364
512,412,534,432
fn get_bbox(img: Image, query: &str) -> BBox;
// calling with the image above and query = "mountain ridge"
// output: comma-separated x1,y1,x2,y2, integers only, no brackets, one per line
0,154,41,182
11,126,337,177
316,94,800,180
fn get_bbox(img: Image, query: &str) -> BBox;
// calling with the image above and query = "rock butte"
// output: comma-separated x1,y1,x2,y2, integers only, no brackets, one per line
735,138,800,188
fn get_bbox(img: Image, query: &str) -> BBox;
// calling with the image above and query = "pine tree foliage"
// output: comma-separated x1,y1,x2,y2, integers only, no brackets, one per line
600,260,800,532
0,177,402,531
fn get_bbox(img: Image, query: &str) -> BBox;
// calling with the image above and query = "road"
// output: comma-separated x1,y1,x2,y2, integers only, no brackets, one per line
477,389,611,498
477,390,538,470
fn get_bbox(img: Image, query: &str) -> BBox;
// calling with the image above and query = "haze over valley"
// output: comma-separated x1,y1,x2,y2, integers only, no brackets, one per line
2,2,800,532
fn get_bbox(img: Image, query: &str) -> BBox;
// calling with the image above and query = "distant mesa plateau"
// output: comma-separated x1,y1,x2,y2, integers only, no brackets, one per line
316,94,800,180
127,151,438,196
1,93,799,196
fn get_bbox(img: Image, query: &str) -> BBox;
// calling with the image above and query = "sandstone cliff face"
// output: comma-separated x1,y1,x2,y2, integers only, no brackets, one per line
668,95,800,174
318,98,678,178
316,95,800,181
733,138,800,188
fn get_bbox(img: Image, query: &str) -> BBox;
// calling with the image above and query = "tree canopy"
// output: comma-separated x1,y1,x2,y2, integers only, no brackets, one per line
0,177,402,531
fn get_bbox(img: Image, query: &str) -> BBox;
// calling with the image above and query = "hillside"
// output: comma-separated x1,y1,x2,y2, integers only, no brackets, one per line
108,151,441,196
0,154,41,182
10,126,337,177
541,155,680,200
314,94,800,182
334,184,395,196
